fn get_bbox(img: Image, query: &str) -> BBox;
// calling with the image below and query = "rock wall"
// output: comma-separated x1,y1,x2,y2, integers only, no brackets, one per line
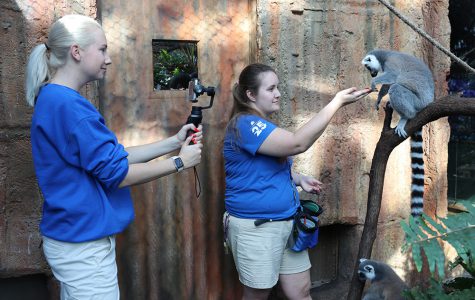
255,0,450,294
99,0,254,298
0,0,451,299
0,0,98,279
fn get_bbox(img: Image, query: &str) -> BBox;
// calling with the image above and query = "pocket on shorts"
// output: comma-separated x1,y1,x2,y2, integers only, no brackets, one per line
91,236,115,266
42,236,66,260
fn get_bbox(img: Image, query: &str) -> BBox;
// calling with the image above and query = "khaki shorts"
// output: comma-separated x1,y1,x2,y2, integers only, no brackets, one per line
224,212,311,289
42,235,119,300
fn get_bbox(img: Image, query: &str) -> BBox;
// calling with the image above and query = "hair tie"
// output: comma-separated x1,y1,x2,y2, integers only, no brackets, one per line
44,43,50,51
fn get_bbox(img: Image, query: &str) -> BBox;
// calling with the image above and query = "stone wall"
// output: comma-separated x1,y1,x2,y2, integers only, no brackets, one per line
0,0,451,299
255,0,450,295
0,0,98,278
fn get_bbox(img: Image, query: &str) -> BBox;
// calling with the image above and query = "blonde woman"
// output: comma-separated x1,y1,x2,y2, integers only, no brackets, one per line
26,14,202,299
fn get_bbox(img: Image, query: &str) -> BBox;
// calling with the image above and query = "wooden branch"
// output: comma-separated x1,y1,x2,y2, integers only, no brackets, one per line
346,96,475,300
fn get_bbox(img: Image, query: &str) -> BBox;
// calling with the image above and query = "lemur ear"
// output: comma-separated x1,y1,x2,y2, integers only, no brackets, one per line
246,90,256,102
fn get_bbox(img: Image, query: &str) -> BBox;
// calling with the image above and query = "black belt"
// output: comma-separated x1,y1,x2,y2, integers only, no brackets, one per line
254,215,294,226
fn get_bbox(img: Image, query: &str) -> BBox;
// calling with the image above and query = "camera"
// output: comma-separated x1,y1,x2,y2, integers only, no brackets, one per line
187,78,215,103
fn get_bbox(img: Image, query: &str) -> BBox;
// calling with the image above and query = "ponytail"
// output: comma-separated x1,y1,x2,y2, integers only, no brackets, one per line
227,63,286,162
227,63,275,129
25,44,50,106
25,14,102,106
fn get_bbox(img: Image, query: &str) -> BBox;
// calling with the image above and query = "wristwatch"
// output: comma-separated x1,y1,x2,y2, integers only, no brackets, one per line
171,156,184,172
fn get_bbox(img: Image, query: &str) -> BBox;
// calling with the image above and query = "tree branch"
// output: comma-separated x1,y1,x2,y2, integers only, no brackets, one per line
347,96,475,300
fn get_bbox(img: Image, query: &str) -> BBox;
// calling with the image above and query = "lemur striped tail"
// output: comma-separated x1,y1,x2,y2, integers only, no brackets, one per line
410,130,424,217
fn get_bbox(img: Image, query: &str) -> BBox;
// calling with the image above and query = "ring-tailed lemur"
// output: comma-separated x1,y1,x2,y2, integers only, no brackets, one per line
358,258,409,300
362,49,434,217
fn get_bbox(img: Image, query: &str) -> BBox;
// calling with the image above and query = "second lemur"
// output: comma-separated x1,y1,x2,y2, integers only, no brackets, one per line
358,258,409,300
362,49,434,217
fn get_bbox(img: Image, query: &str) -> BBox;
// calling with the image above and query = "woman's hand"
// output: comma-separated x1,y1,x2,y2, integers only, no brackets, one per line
299,175,323,194
175,124,203,145
334,87,372,106
178,134,203,169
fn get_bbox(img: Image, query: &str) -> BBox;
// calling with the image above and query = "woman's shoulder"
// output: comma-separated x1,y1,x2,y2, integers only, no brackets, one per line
39,83,79,99
38,84,99,118
236,114,276,130
236,114,271,126
229,114,277,144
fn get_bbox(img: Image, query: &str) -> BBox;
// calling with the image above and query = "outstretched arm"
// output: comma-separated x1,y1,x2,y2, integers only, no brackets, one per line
375,84,390,110
119,134,203,187
257,87,371,157
371,72,397,90
125,124,202,164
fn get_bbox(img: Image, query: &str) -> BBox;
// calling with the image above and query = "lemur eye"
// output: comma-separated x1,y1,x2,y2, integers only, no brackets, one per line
365,266,373,272
366,57,371,62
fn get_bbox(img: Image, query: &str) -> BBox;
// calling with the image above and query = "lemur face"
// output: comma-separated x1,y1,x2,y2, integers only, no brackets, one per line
361,54,381,77
358,260,376,281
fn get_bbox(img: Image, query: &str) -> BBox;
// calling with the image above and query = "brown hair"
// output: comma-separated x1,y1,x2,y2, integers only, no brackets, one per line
227,63,276,135
226,63,284,160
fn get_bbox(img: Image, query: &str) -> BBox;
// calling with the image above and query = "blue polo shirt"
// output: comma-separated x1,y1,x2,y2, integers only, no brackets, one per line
223,114,299,219
31,84,134,242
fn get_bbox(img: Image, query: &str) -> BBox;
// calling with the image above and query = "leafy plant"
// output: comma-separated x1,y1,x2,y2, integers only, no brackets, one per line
403,278,475,300
401,196,475,298
153,45,197,90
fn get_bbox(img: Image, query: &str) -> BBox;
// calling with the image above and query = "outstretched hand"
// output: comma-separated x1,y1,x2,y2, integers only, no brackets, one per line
335,87,372,106
299,175,323,194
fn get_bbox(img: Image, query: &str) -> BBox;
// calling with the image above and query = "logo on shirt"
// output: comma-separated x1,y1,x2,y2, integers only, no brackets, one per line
250,120,267,137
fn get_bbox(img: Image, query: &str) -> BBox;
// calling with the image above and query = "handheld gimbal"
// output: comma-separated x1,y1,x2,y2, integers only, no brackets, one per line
186,78,216,139
184,78,215,198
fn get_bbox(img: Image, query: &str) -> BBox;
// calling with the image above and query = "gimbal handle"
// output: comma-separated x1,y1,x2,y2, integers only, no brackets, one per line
185,106,203,144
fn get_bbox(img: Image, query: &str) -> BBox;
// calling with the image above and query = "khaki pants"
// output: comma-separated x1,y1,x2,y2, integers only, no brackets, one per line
224,212,311,289
42,235,119,300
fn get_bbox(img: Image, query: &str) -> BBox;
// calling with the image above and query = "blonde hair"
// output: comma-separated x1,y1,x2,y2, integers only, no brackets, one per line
25,14,102,106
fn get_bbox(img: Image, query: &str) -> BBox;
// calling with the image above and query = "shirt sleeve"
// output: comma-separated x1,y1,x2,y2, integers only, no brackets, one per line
236,115,277,155
65,115,129,191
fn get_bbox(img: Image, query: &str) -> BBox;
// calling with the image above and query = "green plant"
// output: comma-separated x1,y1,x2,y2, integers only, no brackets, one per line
153,45,197,90
401,196,475,298
403,278,475,300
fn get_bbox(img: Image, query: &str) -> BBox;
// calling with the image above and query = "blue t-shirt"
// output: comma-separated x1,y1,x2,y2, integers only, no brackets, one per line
31,84,134,242
223,114,299,219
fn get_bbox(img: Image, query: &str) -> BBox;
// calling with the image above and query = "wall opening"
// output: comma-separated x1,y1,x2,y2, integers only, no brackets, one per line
447,0,475,208
152,39,198,91
0,274,52,300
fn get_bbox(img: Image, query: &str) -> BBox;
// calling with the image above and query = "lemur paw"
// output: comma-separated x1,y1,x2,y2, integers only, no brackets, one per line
395,126,408,138
370,82,376,91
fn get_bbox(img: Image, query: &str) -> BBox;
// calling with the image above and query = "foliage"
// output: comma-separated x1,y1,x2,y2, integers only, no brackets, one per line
153,45,197,90
403,278,475,300
401,197,475,298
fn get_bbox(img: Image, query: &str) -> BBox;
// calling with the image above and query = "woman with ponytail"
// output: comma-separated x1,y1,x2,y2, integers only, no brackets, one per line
26,14,203,299
223,63,370,299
